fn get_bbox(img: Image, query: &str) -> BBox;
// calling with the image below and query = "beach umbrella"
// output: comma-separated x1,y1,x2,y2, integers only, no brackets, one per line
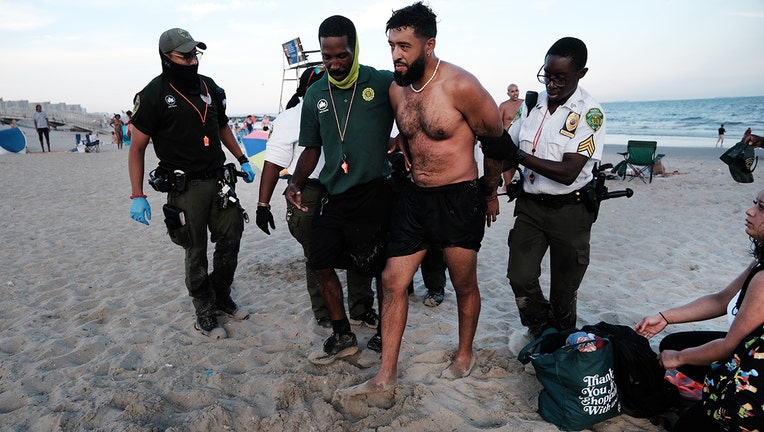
241,130,269,170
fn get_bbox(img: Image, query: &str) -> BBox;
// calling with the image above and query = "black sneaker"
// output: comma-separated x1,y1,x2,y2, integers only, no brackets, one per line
308,332,358,365
367,334,382,353
316,317,332,328
350,309,379,329
217,299,250,320
194,315,227,339
423,291,444,307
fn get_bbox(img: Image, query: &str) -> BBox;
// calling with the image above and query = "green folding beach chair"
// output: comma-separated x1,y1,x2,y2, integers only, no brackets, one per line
615,140,664,183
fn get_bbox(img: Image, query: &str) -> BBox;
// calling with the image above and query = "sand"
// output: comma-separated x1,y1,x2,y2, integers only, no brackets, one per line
0,127,755,431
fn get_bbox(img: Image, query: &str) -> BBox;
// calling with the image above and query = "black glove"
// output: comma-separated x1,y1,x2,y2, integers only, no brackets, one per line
479,130,525,163
255,206,275,234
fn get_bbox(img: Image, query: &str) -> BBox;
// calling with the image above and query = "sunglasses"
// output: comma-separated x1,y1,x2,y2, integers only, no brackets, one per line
169,50,203,62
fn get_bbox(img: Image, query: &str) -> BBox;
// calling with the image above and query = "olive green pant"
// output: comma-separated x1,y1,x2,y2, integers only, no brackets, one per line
168,179,244,318
285,184,374,320
507,197,594,334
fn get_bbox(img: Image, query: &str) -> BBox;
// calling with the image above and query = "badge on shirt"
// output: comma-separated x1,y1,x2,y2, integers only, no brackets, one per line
559,112,580,138
362,87,375,102
317,99,329,114
585,108,604,132
164,95,177,108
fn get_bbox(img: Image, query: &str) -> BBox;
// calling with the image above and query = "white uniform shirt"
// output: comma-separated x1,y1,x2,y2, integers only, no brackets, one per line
509,86,605,195
263,101,323,179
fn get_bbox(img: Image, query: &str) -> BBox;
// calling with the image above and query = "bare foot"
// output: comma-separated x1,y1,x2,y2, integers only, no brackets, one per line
334,379,398,409
440,357,476,379
339,379,396,397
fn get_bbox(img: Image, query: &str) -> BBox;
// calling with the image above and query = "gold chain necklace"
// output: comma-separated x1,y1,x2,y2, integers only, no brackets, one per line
328,80,358,174
410,58,441,93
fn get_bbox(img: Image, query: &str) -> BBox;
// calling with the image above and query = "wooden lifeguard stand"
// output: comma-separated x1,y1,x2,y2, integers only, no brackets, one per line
279,37,322,113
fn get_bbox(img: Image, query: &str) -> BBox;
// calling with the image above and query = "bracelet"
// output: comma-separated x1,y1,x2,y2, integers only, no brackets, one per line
237,155,249,165
130,194,147,199
486,195,498,202
659,312,670,325
257,202,270,208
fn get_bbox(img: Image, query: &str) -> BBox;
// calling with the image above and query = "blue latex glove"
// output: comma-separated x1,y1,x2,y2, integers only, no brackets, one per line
241,161,256,183
130,197,151,225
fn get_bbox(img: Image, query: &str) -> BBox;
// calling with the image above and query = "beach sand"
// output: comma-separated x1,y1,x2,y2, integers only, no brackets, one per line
0,127,755,431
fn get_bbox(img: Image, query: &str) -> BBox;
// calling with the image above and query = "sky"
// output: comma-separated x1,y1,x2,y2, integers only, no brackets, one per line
2,0,763,117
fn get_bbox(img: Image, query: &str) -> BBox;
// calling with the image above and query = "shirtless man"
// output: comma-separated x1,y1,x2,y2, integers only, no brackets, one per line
499,83,523,131
344,1,503,396
498,83,524,187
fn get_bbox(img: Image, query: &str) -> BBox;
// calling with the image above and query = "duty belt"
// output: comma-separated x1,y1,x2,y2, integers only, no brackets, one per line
525,189,585,208
304,178,322,190
185,168,223,181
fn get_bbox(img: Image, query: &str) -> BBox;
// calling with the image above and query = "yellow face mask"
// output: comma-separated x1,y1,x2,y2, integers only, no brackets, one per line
327,37,360,90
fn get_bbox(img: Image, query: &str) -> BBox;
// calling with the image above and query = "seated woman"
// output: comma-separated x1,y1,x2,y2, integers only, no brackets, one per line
635,189,764,431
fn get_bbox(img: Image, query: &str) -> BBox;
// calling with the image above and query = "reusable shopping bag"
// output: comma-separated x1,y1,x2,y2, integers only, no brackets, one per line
518,328,621,431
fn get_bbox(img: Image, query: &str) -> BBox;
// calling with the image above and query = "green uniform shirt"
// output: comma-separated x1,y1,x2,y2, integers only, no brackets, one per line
131,75,229,174
299,65,394,195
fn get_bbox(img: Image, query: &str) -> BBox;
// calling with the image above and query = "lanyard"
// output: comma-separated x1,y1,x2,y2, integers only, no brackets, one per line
169,81,211,146
328,81,357,174
528,108,549,183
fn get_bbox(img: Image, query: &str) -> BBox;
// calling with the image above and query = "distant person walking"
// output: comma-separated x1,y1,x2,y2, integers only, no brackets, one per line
123,110,133,147
110,114,124,149
716,123,726,148
33,104,50,152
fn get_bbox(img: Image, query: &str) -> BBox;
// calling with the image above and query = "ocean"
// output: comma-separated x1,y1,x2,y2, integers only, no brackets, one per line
602,96,764,147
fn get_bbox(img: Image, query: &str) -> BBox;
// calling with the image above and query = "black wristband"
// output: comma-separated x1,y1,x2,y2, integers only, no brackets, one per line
237,155,249,165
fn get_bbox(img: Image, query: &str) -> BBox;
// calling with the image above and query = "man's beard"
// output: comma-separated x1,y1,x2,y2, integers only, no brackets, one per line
393,54,426,87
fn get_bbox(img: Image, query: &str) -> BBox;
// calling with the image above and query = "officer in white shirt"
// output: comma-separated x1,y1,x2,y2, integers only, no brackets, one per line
503,37,605,337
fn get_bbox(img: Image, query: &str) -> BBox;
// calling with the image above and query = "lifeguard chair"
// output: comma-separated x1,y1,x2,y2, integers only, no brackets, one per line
279,37,322,113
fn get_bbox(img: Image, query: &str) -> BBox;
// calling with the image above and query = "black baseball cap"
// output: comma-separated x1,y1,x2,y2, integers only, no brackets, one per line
720,141,757,183
159,28,207,53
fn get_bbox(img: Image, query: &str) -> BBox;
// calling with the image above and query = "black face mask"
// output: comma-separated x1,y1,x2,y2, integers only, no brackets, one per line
160,48,200,93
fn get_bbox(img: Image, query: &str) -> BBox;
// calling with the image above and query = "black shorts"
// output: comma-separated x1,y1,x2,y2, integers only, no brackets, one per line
308,178,393,277
387,179,486,257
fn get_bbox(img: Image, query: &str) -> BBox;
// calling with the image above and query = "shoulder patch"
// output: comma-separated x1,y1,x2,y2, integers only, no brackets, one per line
577,134,595,157
132,95,141,115
585,108,604,132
